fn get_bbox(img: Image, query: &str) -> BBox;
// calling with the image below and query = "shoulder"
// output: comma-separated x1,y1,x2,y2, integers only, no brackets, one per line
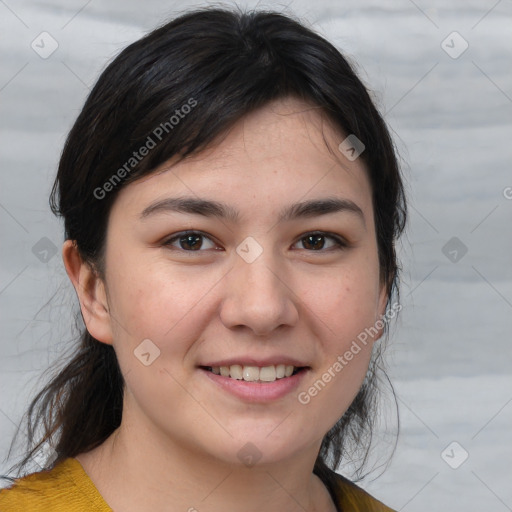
0,458,111,511
322,467,396,512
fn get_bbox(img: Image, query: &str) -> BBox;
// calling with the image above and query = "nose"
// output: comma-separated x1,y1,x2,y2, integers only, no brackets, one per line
219,251,299,336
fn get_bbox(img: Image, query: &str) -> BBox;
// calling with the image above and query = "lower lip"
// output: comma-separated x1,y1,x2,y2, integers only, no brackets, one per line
199,368,308,402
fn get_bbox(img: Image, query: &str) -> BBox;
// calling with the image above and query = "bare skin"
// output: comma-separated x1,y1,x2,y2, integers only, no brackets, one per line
65,96,387,512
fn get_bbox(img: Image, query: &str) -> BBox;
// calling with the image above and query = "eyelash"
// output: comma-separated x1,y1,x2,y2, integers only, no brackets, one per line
162,230,348,253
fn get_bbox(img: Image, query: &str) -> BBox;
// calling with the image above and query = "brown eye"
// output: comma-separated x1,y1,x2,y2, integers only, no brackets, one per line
293,232,346,251
179,234,203,250
164,231,218,251
302,234,326,250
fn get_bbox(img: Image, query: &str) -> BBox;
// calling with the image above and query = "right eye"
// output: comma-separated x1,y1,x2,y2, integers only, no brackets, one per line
162,231,221,251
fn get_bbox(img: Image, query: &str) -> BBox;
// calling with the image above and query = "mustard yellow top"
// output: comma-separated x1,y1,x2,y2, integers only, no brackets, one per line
0,458,395,511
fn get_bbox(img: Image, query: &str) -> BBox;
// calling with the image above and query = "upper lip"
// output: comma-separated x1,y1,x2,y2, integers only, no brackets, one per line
199,357,310,368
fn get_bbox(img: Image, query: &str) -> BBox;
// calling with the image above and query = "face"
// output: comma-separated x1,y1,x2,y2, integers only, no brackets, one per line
89,97,387,467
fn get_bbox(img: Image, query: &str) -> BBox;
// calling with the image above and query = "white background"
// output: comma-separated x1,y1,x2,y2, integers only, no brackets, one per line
1,1,511,510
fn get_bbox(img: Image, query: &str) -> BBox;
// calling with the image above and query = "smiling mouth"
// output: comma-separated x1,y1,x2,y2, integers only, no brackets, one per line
199,364,308,383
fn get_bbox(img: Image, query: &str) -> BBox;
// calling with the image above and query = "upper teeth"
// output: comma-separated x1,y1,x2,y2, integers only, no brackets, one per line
210,364,297,382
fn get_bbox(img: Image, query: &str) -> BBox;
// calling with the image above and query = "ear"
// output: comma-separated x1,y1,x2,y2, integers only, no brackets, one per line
62,240,113,345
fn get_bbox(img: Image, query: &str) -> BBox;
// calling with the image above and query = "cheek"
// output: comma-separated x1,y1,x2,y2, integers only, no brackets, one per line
293,264,379,419
297,262,381,344
104,261,223,426
106,257,224,355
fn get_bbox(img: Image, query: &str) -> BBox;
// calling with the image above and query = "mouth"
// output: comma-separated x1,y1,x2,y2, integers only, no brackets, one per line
199,364,308,383
198,362,310,402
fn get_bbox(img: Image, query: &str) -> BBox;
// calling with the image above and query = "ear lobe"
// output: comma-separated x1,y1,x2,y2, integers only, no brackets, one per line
62,240,113,345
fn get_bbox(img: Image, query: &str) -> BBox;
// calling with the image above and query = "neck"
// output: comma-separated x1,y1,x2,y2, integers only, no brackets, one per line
76,409,336,512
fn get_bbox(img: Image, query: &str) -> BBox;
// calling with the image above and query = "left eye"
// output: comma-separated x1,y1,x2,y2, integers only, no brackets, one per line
292,232,346,251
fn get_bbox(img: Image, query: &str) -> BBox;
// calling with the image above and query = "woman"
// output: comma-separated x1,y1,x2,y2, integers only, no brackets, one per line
0,7,406,511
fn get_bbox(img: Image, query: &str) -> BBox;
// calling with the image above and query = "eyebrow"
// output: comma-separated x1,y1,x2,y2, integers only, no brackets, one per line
140,196,365,226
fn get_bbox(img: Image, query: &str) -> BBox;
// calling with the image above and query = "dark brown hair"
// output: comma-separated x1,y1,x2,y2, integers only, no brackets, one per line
4,6,406,488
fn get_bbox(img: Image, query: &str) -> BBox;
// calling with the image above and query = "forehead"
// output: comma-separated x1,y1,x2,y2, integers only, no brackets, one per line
113,97,373,223
178,97,357,174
